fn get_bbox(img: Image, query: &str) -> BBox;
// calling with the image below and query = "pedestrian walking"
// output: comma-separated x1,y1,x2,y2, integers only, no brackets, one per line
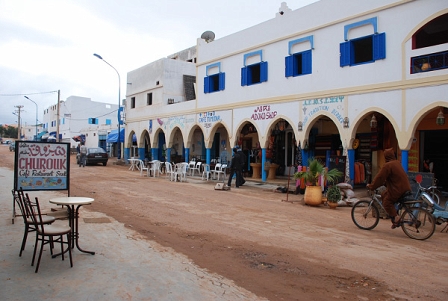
237,146,246,186
228,147,243,188
79,142,87,167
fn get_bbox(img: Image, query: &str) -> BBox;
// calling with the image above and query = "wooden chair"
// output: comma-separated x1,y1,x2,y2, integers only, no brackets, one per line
23,193,73,273
13,189,56,257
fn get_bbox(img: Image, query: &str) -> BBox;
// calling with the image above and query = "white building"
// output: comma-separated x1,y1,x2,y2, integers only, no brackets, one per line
124,0,448,187
42,96,119,150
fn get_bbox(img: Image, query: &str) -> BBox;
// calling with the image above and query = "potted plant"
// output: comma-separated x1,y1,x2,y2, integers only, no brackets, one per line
326,185,341,209
293,158,343,206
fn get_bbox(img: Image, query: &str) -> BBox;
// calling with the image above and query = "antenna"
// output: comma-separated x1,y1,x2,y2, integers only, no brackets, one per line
200,31,215,43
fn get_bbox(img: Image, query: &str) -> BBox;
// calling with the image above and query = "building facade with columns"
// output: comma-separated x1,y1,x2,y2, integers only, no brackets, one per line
124,0,448,187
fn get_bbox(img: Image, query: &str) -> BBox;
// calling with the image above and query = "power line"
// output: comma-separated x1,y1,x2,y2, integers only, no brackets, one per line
0,91,58,97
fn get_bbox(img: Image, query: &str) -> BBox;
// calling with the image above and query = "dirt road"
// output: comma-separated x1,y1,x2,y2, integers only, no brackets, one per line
3,145,447,300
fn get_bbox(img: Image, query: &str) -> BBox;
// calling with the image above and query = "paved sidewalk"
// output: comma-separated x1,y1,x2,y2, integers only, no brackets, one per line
0,167,264,301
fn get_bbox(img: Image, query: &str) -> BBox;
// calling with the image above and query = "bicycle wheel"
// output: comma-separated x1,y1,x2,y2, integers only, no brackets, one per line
351,200,380,230
400,208,436,240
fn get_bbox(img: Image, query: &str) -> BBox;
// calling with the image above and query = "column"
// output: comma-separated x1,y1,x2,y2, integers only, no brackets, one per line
124,148,130,162
401,150,409,172
206,148,211,165
151,148,158,160
261,148,267,182
166,148,171,163
138,148,145,160
185,148,190,162
348,149,355,186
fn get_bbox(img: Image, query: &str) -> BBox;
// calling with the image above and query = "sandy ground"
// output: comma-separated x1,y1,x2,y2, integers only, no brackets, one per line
2,144,448,301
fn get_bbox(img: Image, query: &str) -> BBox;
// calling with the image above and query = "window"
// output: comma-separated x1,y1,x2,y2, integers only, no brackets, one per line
340,33,385,66
106,119,111,125
285,50,312,77
413,13,448,49
204,73,225,93
88,118,98,124
147,93,152,105
241,50,268,86
340,17,386,67
204,62,225,93
411,50,448,73
131,97,135,109
241,62,268,86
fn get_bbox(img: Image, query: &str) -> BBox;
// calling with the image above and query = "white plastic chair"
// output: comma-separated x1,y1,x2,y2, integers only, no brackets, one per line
149,160,161,177
215,164,227,181
173,162,188,182
138,160,149,176
164,162,175,181
190,161,202,176
202,164,211,181
211,163,221,179
188,160,196,172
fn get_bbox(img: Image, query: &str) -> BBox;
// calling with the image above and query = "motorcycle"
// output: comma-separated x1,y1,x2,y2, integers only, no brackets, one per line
413,175,448,231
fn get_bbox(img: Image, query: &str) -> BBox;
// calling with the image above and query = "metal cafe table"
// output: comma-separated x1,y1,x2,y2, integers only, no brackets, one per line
49,196,95,255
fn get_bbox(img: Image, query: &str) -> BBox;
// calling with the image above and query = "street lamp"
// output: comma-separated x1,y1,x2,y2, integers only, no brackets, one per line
93,53,122,159
24,96,38,141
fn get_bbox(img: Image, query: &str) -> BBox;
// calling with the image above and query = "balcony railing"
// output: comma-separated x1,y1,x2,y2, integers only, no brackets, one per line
411,50,448,74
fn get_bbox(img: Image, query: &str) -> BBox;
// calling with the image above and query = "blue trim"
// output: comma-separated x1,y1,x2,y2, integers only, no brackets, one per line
206,62,221,76
243,50,263,67
401,150,409,172
185,148,190,162
151,148,157,160
261,148,267,182
206,148,211,165
348,149,355,186
288,35,314,55
124,148,130,162
166,148,171,162
344,17,377,41
138,148,145,160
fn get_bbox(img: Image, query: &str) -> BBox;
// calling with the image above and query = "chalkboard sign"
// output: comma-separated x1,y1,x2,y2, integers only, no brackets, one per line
407,171,434,196
14,141,70,191
328,156,346,184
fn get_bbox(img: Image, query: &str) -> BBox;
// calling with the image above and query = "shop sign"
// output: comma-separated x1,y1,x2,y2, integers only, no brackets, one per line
250,105,277,121
198,111,222,129
302,96,345,126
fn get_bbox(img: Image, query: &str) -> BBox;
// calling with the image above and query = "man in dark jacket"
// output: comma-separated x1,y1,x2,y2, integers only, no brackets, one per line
237,146,246,186
367,148,411,228
228,147,243,188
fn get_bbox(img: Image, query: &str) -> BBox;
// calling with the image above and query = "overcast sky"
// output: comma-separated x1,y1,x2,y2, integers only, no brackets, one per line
0,0,318,127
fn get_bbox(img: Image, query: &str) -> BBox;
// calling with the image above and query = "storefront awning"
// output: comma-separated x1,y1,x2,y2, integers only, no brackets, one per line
106,128,125,143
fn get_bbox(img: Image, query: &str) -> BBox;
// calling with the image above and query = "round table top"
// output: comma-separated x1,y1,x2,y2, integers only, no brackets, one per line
49,196,94,206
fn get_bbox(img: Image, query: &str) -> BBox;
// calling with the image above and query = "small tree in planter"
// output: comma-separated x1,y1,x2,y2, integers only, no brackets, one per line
293,158,343,206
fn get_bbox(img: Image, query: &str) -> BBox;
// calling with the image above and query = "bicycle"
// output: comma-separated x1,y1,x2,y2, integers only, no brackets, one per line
351,189,436,240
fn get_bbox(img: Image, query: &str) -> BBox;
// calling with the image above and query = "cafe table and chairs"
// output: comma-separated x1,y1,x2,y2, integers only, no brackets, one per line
49,196,95,256
127,158,140,171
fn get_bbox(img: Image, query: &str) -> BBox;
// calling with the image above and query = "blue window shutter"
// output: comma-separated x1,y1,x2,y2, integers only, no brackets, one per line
340,41,351,67
218,72,225,91
373,32,386,60
106,119,111,125
260,61,268,82
241,67,248,86
285,55,294,77
88,118,92,124
204,76,210,93
302,50,312,75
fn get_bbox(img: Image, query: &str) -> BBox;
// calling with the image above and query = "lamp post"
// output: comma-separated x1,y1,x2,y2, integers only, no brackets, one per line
24,96,38,141
93,53,121,159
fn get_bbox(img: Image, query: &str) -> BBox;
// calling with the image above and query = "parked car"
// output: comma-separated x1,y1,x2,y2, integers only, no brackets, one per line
76,147,108,166
9,142,15,152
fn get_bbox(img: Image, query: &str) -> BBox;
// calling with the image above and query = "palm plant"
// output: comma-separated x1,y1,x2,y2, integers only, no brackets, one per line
293,158,343,186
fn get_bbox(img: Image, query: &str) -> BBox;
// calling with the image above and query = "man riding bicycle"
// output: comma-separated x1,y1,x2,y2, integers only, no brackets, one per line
367,148,411,229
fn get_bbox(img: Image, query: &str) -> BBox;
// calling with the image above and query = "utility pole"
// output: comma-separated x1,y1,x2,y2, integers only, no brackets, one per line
14,105,24,140
56,90,60,142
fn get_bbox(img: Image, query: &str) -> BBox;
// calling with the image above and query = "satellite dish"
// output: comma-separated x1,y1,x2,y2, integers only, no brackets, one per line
201,31,215,43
